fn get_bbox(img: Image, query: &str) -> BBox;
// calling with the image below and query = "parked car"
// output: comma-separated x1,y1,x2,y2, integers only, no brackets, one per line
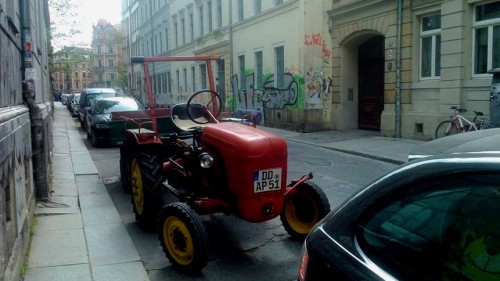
78,88,117,129
69,93,81,117
85,96,144,146
297,151,500,281
408,128,500,161
61,93,71,105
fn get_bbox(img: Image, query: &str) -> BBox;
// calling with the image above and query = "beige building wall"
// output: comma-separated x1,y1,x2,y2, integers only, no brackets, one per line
329,0,495,139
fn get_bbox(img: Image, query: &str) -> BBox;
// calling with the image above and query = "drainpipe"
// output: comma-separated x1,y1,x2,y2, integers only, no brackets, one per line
395,0,402,138
229,0,234,110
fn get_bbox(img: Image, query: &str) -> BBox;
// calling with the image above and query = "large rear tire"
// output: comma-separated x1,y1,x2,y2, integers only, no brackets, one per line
280,181,330,241
434,120,459,139
120,146,132,193
131,151,164,228
158,202,210,272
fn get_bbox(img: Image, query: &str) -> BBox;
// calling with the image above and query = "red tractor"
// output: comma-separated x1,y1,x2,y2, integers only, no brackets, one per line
115,56,331,272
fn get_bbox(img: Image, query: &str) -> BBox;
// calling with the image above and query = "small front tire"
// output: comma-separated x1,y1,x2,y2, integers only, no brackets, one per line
280,181,330,241
158,202,210,272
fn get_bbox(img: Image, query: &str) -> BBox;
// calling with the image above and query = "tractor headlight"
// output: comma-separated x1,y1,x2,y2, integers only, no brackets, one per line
199,153,213,168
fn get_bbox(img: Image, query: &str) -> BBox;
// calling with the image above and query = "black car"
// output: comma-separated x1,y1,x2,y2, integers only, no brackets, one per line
78,88,117,129
408,128,500,161
85,96,144,146
298,152,500,281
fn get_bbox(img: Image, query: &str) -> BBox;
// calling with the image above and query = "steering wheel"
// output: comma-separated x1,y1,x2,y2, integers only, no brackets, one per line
186,90,222,124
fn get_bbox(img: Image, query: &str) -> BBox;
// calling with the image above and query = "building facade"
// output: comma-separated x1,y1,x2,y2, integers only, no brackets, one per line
328,0,498,139
51,47,93,94
0,0,53,280
121,0,497,139
91,19,125,89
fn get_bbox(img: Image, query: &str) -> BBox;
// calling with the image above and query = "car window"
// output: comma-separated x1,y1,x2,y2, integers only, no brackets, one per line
357,174,500,281
94,99,142,114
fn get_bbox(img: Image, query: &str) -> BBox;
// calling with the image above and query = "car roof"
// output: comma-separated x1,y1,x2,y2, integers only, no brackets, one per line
83,88,116,93
408,129,500,161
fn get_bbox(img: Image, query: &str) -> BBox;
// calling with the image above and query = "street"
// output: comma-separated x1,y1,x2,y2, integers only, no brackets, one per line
75,119,397,281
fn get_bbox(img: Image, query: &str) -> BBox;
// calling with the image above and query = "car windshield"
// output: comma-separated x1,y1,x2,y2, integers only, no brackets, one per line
94,99,143,114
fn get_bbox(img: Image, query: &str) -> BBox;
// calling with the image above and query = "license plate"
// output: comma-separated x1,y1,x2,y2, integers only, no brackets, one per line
253,168,282,193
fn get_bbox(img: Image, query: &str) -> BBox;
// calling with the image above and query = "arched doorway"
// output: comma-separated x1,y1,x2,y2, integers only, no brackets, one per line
358,36,384,130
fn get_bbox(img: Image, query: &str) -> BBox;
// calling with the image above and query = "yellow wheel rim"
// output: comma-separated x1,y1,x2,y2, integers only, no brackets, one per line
131,158,144,214
163,216,194,265
284,191,319,235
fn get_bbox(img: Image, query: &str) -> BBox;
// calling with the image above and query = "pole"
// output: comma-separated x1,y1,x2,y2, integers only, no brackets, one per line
395,0,402,138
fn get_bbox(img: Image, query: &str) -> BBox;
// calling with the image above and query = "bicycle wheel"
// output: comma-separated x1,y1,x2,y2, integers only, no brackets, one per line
478,122,492,130
435,120,459,139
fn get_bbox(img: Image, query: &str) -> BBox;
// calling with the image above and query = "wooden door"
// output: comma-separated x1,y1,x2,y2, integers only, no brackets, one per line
358,36,384,130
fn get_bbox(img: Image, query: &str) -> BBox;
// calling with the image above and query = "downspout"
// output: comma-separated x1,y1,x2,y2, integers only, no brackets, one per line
229,0,234,111
395,0,402,138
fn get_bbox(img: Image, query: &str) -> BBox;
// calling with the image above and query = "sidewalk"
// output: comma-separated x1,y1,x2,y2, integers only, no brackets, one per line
23,102,150,281
23,103,426,281
261,127,426,164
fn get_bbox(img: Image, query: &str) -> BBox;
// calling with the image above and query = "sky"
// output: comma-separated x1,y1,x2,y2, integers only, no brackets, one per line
50,0,122,51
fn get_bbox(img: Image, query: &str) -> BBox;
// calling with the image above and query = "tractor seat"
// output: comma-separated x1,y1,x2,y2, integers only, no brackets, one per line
171,103,209,131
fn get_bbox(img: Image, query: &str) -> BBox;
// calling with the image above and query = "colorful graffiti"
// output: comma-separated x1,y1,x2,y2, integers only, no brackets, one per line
230,71,303,110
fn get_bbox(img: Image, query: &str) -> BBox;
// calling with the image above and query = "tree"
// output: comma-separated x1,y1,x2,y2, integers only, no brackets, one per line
48,0,84,51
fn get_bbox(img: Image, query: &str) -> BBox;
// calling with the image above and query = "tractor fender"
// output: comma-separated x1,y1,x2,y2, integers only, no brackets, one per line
125,129,163,146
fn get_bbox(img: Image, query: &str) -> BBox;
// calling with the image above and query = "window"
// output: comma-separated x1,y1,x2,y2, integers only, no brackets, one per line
174,21,178,47
108,46,114,53
358,175,500,281
199,6,204,36
255,51,263,88
167,71,172,93
238,55,246,90
217,0,222,28
199,64,207,89
255,0,261,15
176,70,180,92
473,1,500,75
181,18,186,45
208,1,213,32
275,46,284,88
275,0,283,5
165,28,169,50
183,68,187,92
238,0,244,21
191,66,196,91
189,13,194,41
217,59,226,96
108,60,114,67
420,13,441,79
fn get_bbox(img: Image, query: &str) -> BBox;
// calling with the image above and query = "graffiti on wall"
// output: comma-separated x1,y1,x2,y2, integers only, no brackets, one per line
303,32,333,108
304,33,332,63
261,74,299,109
230,71,303,110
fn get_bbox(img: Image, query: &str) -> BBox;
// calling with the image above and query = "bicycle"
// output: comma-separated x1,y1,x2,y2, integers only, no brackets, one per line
434,106,492,139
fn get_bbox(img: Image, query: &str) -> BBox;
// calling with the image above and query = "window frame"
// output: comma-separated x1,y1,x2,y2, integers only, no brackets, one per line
419,12,441,80
472,1,500,76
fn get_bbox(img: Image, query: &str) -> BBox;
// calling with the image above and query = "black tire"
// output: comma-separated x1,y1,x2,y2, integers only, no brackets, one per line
158,202,210,272
89,129,100,147
131,150,164,228
280,181,331,241
120,146,132,193
434,120,459,139
186,90,222,123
